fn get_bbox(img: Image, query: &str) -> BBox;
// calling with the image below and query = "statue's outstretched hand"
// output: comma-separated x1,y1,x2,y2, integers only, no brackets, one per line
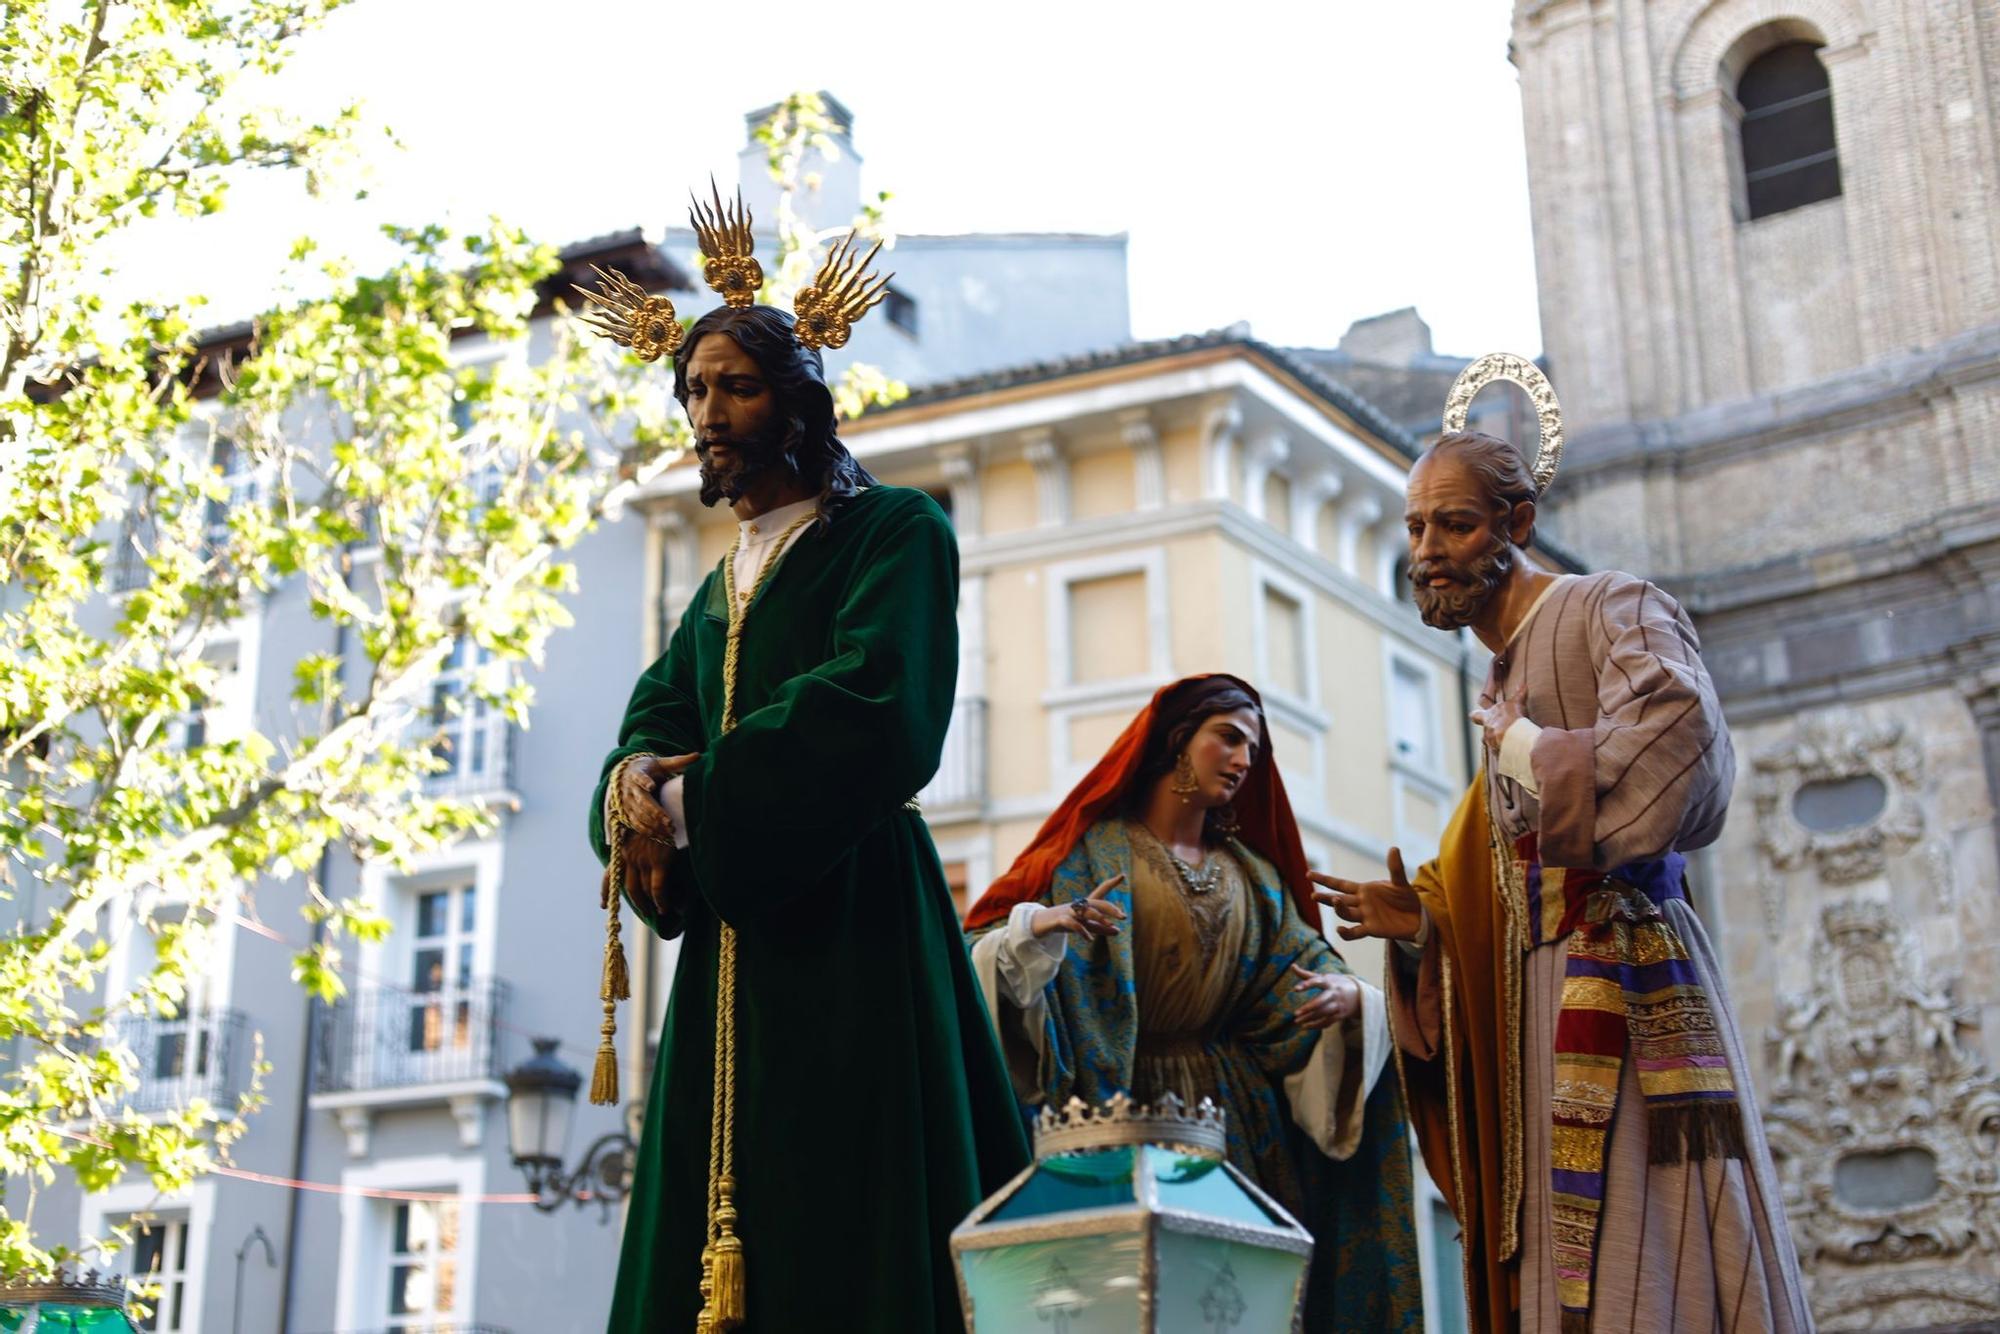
1309,848,1425,943
1029,874,1127,941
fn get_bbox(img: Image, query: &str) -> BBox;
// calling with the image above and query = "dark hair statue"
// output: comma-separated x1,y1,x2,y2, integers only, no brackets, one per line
1125,675,1266,842
672,304,877,516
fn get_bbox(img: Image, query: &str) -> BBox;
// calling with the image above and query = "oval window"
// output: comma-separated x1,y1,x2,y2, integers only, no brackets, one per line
1834,1146,1938,1210
1792,774,1888,832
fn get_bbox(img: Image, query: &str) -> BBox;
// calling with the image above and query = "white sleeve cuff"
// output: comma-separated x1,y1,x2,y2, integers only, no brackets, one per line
656,775,692,850
1395,903,1432,958
987,901,1067,1007
1498,716,1543,798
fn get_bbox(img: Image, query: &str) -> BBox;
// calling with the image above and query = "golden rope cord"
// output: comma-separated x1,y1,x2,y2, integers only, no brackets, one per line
697,508,817,1334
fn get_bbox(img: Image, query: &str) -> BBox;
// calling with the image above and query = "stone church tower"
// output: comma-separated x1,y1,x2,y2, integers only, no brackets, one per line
1510,1,2000,1327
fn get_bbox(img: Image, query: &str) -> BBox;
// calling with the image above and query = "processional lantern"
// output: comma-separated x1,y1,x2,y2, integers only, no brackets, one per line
0,1269,136,1331
950,1094,1312,1333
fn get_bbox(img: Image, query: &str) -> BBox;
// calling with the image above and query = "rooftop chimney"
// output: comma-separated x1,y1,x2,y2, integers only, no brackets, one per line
736,92,864,235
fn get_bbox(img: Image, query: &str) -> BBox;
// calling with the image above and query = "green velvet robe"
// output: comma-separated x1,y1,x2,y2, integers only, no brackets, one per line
588,485,1030,1332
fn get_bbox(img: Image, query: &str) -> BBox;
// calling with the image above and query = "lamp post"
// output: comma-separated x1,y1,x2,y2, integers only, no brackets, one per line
230,1225,274,1334
504,1037,636,1222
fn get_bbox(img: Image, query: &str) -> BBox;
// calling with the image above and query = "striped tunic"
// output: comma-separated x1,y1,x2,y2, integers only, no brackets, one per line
1395,571,1814,1331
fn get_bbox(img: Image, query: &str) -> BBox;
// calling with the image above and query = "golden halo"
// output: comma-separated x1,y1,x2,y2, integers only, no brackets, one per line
1439,352,1564,493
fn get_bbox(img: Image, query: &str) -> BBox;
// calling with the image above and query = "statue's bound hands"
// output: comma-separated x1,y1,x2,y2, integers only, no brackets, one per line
1309,848,1425,943
615,752,700,921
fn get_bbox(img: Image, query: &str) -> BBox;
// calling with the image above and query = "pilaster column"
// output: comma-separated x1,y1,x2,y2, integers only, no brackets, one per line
1335,492,1383,579
1241,432,1290,521
1291,469,1345,554
1203,401,1242,502
1120,411,1165,510
1022,428,1069,527
938,443,983,539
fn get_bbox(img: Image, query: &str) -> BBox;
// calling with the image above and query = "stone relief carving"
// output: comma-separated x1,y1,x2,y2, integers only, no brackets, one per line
1753,714,1925,885
1765,900,2000,1329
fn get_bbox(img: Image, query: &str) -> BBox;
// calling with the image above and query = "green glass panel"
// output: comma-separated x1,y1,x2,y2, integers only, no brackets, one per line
31,1309,137,1332
990,1147,1137,1220
1152,1233,1306,1334
1145,1147,1281,1227
961,1234,1144,1334
0,1310,23,1331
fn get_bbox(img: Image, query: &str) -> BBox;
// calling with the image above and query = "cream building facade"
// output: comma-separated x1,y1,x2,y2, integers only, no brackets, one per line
1513,1,2000,1327
631,329,1484,1329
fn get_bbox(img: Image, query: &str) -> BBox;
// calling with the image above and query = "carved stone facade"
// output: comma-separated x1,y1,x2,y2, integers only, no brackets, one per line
1765,900,2000,1329
1511,1,2000,1327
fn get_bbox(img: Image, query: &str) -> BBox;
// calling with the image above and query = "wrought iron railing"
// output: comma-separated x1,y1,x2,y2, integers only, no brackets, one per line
311,978,508,1095
105,1009,247,1114
419,707,514,799
919,697,987,813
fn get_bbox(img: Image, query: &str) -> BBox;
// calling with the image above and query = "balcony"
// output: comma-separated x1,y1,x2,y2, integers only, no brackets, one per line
312,978,509,1097
421,706,515,801
918,697,987,818
105,1009,248,1114
309,977,512,1155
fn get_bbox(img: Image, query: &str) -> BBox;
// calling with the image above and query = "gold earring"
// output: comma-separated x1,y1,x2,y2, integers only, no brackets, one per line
1171,752,1200,802
1212,804,1240,836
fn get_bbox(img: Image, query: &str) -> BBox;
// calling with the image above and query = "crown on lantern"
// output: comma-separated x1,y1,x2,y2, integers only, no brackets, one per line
0,1266,130,1307
1033,1091,1228,1162
574,181,895,362
1439,352,1566,493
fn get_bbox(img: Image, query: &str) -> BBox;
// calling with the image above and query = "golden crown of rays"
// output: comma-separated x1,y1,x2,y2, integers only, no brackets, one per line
1440,352,1566,493
573,184,894,360
690,179,764,308
571,264,683,362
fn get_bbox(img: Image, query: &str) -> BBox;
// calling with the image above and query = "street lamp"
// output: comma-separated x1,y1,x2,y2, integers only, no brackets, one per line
504,1037,636,1222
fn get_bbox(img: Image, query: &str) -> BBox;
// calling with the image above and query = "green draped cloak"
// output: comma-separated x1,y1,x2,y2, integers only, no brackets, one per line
588,485,1030,1332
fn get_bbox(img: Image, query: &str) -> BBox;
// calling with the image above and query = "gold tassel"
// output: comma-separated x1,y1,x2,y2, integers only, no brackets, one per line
589,1001,619,1105
707,1177,747,1330
602,907,630,1003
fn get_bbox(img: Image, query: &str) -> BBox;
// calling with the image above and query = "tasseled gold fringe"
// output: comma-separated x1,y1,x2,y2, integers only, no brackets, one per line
589,1001,619,1106
1647,1101,1749,1165
703,1177,747,1330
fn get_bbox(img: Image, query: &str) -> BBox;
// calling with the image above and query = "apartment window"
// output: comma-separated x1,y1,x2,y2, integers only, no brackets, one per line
429,635,504,789
1067,572,1151,685
885,286,917,336
1263,588,1306,701
124,1215,190,1333
204,436,256,553
1739,42,1841,219
1389,657,1438,769
387,1197,462,1328
408,881,477,1056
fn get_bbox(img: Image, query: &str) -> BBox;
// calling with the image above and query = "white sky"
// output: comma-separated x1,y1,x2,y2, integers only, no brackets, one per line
118,0,1545,360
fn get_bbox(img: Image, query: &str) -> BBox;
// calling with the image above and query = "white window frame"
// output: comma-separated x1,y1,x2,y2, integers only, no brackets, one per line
1250,561,1331,818
1384,643,1454,866
1041,548,1172,782
1383,644,1447,779
1411,1151,1471,1333
333,1154,484,1333
79,1181,213,1334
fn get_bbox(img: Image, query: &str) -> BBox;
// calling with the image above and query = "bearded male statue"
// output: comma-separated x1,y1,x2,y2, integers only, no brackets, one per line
1315,425,1814,1332
583,208,1028,1330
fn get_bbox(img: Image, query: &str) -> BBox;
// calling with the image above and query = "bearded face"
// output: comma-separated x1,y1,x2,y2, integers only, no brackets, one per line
696,416,794,508
1408,519,1515,629
681,330,800,508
